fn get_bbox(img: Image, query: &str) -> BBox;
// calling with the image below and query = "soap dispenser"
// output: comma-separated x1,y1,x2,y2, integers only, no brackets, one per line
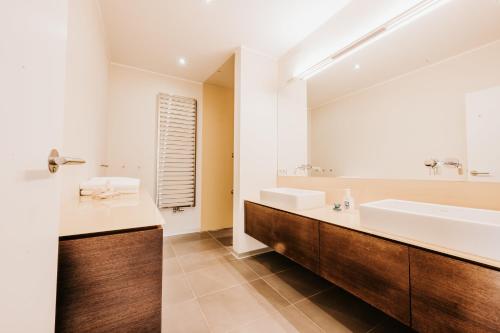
343,189,355,210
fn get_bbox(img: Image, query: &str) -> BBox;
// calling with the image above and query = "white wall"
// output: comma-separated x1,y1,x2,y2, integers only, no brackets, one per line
310,40,500,180
277,79,308,175
106,64,203,235
61,0,109,203
233,47,278,254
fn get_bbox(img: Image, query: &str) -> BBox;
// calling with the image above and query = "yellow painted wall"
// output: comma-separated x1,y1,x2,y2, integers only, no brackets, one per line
201,84,234,230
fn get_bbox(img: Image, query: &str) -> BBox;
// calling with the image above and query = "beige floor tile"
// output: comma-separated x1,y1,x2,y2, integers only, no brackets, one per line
295,287,385,333
216,235,233,246
168,232,211,244
246,279,291,310
187,260,259,297
208,228,233,239
177,247,231,272
243,251,297,277
163,258,183,277
162,299,210,333
162,275,195,306
171,238,223,256
163,241,176,259
230,305,322,333
263,266,332,303
198,284,284,333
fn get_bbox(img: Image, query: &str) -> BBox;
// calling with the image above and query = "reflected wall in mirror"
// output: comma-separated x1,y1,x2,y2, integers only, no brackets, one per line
277,0,500,182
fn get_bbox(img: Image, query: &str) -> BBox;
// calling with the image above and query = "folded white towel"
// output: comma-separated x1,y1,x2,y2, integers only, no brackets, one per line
79,178,112,195
80,177,140,196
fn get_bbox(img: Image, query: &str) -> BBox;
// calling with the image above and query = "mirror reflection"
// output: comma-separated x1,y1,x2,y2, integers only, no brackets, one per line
278,0,500,182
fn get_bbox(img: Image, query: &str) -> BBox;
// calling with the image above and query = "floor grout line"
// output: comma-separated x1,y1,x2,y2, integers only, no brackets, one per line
242,258,326,332
208,229,234,251
223,310,279,333
289,303,326,333
164,235,214,333
248,272,326,333
290,285,336,306
365,318,388,333
164,232,401,333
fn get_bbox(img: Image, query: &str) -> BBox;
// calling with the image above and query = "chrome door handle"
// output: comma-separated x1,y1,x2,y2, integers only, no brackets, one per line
470,170,490,176
48,149,86,173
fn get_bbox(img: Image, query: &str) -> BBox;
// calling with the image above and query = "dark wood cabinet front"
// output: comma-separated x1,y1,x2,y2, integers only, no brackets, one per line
244,201,500,332
244,201,319,272
319,223,410,325
56,227,163,333
410,247,500,333
273,210,319,273
244,201,275,247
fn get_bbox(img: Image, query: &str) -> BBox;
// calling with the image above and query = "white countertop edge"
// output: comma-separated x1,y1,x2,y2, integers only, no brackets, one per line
60,189,164,237
246,199,500,270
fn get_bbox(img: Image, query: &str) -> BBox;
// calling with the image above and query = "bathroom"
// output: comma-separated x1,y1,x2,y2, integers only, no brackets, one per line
2,0,499,332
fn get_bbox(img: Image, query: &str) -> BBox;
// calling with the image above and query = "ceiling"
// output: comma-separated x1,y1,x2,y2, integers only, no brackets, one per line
307,0,500,109
98,0,351,82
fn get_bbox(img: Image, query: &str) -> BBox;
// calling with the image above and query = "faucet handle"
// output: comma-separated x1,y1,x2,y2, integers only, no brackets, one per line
424,159,439,176
424,159,438,168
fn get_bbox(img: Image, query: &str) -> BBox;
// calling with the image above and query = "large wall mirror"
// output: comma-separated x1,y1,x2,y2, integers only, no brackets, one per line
278,0,500,182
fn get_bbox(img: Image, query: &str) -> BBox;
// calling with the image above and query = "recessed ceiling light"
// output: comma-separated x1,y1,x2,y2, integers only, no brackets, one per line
178,58,187,66
354,64,361,70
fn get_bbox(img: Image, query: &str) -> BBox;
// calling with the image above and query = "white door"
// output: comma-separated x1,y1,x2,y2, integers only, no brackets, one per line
0,1,68,332
466,86,500,182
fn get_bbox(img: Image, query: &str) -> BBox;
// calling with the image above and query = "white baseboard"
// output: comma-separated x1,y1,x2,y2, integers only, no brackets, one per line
230,246,273,259
163,227,201,237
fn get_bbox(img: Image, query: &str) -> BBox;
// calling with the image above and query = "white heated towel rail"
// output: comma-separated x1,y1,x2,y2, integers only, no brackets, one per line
156,93,197,209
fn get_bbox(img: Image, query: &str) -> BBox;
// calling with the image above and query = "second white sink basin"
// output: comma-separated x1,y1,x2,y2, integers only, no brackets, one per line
260,187,325,210
360,199,500,261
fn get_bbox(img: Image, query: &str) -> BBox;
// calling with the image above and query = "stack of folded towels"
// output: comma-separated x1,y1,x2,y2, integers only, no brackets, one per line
80,177,140,198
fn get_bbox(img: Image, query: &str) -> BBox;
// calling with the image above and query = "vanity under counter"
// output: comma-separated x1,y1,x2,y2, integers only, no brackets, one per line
244,199,500,333
56,190,164,333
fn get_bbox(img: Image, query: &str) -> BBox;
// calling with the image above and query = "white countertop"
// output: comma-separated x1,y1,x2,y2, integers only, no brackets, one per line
247,199,500,269
60,190,164,237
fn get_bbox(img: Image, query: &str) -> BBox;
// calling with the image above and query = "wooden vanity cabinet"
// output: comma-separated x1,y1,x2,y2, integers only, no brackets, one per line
244,201,275,247
244,201,319,272
273,210,319,273
56,227,163,333
319,223,411,325
410,248,500,333
244,201,500,332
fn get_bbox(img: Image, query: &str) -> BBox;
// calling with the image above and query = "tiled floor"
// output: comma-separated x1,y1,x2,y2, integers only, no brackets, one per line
162,229,413,333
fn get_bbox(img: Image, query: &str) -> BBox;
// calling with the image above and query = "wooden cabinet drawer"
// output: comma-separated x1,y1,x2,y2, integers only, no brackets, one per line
273,210,319,273
244,201,275,247
244,201,319,272
56,227,163,333
319,223,410,325
410,248,500,332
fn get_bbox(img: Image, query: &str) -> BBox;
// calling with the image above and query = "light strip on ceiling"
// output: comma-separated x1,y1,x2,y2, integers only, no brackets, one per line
296,0,449,80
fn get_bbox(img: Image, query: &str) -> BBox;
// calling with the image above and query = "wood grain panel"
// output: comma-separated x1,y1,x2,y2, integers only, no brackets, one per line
244,201,275,247
273,210,319,273
56,227,163,333
410,247,500,333
319,223,410,325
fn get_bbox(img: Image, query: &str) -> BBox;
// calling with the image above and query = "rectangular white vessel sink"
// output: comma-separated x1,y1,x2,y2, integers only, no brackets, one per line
260,187,325,210
360,199,500,261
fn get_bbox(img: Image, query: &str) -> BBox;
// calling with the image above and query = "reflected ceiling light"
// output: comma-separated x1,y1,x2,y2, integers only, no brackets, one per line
354,64,361,70
296,0,449,80
178,57,187,66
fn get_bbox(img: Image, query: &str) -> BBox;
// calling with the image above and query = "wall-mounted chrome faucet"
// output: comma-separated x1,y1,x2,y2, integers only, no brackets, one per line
424,158,463,175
